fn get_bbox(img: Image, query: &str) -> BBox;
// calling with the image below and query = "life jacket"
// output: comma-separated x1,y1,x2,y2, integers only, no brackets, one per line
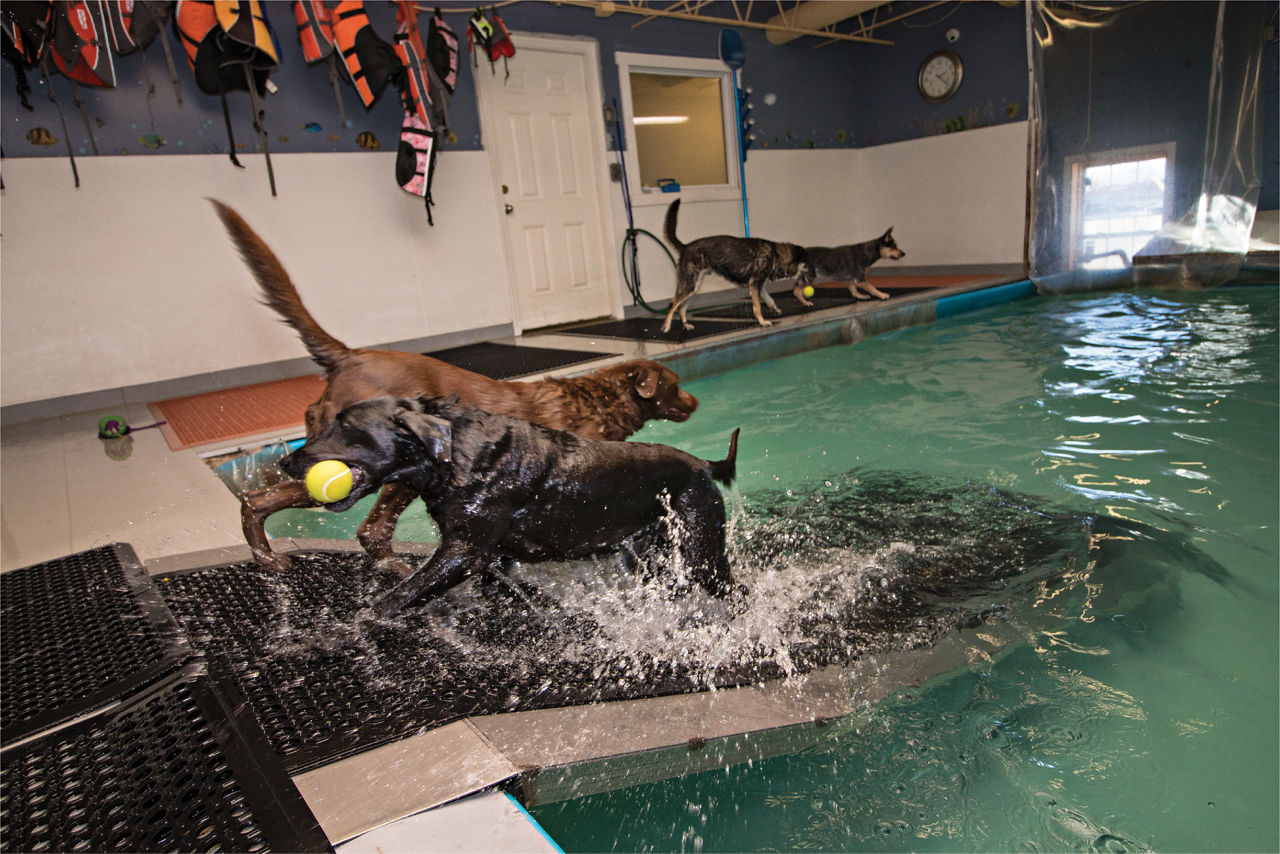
50,0,116,87
1,1,53,109
426,9,456,95
331,0,400,109
392,0,431,129
466,6,512,78
292,0,333,64
396,109,437,224
175,0,275,95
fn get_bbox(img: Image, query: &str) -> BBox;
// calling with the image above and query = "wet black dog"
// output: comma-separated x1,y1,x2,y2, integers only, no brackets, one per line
805,228,906,300
662,198,811,331
280,396,742,618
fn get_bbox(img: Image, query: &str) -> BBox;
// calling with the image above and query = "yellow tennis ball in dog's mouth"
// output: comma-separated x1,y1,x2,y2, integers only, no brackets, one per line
305,459,353,503
803,285,815,299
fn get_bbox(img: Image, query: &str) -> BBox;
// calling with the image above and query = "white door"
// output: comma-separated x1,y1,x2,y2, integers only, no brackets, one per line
475,36,619,332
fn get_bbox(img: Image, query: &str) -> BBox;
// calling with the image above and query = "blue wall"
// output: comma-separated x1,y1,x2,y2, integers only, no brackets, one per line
0,0,1272,212
0,0,1026,160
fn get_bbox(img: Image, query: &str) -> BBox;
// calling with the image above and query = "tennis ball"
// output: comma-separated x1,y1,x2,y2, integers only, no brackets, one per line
802,285,815,299
305,459,353,503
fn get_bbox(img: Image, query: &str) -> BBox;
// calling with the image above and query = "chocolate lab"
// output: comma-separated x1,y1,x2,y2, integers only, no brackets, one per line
805,228,906,300
211,200,701,576
661,198,811,331
279,396,742,618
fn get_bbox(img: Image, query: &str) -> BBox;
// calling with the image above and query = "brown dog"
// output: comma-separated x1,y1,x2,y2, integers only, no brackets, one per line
211,201,700,576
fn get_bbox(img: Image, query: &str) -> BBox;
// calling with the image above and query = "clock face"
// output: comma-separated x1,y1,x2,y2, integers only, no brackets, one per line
918,51,963,103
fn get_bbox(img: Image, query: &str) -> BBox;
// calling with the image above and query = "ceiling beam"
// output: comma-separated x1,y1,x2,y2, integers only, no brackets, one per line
557,0,895,44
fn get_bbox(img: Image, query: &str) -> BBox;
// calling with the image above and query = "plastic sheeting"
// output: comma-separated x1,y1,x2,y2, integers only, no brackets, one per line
1028,0,1274,291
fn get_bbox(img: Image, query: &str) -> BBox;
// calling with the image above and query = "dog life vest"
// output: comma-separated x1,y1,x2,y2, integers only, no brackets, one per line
1,1,53,109
292,0,333,63
392,0,431,129
426,8,456,95
396,109,437,223
51,0,116,87
332,0,400,109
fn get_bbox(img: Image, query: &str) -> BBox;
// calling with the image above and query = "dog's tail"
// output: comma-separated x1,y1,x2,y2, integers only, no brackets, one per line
663,198,685,251
209,199,350,374
708,428,740,486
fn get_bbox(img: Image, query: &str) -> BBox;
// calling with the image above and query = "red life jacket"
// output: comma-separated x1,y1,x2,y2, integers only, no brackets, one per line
292,0,333,64
51,0,116,87
392,0,431,128
331,0,399,109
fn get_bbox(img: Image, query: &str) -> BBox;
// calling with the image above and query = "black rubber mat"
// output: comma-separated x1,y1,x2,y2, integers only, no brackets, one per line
1,543,191,743
694,287,934,321
425,342,618,379
558,316,759,342
2,663,332,853
145,471,1194,776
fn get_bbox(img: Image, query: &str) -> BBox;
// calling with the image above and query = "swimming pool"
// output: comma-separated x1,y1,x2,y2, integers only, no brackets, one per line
214,284,1277,851
520,285,1278,852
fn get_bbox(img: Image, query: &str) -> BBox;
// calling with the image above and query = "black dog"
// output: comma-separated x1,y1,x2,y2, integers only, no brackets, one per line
805,228,906,300
280,396,742,618
662,199,811,331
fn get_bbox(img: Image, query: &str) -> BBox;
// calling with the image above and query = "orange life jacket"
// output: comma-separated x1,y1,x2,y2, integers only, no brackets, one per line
331,0,399,109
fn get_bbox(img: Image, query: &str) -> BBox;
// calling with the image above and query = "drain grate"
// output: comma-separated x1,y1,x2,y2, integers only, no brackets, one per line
1,664,332,853
1,543,191,743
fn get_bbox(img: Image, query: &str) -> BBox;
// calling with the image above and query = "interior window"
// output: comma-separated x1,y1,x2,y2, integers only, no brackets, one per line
616,52,738,203
1067,145,1175,269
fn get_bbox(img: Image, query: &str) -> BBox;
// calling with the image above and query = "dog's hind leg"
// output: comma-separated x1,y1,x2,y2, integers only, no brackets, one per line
662,268,702,332
671,488,739,599
357,484,419,578
242,480,320,571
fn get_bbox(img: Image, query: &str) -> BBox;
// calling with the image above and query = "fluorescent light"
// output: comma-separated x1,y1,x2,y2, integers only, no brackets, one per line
634,115,689,125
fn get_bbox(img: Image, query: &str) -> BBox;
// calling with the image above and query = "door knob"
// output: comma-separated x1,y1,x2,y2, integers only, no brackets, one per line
504,204,514,215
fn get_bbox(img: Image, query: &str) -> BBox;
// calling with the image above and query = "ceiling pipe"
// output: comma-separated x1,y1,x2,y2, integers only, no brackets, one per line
765,1,893,45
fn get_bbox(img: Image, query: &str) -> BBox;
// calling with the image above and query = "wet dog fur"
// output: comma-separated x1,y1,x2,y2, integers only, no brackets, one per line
211,200,701,578
661,199,812,331
279,396,742,618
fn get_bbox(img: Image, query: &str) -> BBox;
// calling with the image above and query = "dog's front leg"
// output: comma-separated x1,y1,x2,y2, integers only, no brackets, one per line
357,484,419,578
372,539,484,618
747,284,774,327
241,480,319,571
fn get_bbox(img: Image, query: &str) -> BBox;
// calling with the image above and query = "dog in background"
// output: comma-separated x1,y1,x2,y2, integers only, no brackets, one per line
279,396,742,618
805,228,906,300
211,200,701,578
661,199,811,331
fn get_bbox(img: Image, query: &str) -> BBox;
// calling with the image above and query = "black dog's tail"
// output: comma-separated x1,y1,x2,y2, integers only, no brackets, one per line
709,428,740,486
664,198,685,251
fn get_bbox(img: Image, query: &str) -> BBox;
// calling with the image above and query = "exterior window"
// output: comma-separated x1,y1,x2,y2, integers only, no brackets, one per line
616,52,739,203
1066,144,1175,269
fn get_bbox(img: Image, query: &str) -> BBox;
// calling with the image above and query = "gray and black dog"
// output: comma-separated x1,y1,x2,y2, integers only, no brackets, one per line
661,199,812,331
805,228,906,300
280,395,742,618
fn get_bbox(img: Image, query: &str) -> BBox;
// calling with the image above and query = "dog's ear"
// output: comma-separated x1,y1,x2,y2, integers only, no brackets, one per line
883,227,894,239
630,364,661,399
394,407,453,462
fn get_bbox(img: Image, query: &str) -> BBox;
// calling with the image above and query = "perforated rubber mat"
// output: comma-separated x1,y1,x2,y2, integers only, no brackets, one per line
2,664,331,853
1,543,191,742
558,316,759,342
1,544,331,853
424,342,620,379
694,287,934,320
148,471,1165,776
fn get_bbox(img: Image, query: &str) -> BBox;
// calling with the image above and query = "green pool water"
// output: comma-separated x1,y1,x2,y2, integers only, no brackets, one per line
259,285,1277,852
520,286,1278,853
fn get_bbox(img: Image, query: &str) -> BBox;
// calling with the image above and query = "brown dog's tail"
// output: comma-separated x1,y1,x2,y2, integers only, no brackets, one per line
708,428,740,486
209,199,350,374
663,198,685,251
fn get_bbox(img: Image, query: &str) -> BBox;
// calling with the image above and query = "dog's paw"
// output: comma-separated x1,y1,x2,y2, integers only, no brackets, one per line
373,554,417,579
873,292,890,300
681,321,695,331
757,318,774,327
254,551,293,572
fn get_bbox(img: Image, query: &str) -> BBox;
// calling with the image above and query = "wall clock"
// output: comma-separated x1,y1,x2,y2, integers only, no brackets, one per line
918,50,963,103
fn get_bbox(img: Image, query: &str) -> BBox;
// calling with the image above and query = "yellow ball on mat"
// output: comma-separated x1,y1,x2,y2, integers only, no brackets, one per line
305,459,353,503
803,285,815,298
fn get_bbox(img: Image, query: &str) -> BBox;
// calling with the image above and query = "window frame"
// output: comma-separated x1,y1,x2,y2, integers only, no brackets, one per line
1064,142,1177,269
615,51,741,206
